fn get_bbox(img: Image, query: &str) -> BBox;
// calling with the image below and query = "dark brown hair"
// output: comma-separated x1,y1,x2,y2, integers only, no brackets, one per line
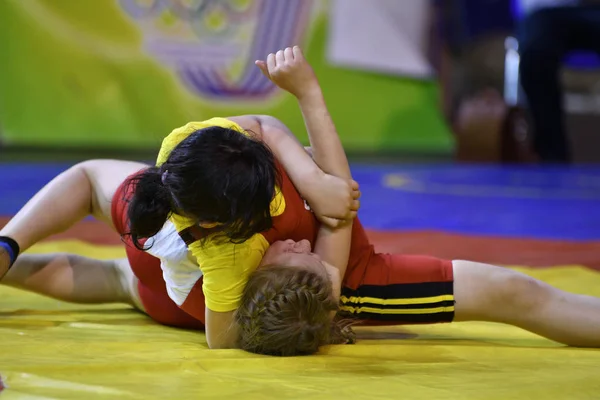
125,126,280,249
235,265,355,356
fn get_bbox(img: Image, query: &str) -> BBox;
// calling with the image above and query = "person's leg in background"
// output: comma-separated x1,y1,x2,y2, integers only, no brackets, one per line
519,6,600,163
519,7,571,162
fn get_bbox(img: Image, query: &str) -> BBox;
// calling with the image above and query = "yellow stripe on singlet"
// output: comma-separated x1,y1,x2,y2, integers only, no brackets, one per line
340,294,454,306
339,305,455,315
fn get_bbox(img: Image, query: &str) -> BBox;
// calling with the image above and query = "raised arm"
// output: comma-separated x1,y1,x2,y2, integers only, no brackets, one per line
256,47,355,277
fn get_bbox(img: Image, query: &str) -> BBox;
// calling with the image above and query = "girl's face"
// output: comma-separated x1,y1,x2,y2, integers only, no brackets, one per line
259,240,342,301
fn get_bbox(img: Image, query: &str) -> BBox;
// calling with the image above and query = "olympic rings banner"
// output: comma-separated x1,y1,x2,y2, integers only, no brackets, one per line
0,0,452,154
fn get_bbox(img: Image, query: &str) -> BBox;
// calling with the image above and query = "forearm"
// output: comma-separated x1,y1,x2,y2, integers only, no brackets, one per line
297,89,351,180
205,308,239,349
314,223,352,279
297,92,353,275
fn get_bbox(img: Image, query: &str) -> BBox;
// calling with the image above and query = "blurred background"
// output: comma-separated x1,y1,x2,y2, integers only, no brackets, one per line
2,0,599,163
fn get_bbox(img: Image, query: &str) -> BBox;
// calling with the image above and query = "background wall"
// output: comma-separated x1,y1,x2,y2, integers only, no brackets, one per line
0,0,453,155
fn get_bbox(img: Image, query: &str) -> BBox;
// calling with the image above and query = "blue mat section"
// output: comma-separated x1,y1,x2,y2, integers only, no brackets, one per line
354,164,600,241
1,163,599,241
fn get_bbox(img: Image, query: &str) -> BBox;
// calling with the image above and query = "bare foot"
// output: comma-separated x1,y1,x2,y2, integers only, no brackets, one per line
0,248,10,279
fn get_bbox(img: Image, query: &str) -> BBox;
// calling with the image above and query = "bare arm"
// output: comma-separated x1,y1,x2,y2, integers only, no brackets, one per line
256,47,355,276
204,309,238,349
296,92,351,179
295,86,353,278
297,85,353,278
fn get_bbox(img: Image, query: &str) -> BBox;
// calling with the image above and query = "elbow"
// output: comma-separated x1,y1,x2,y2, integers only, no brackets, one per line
254,115,282,126
253,115,288,141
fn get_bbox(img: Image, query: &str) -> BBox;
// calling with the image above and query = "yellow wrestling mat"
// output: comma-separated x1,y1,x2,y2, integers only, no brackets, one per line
1,241,600,399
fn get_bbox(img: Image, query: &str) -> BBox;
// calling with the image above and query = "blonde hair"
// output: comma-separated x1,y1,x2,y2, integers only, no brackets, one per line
235,265,355,356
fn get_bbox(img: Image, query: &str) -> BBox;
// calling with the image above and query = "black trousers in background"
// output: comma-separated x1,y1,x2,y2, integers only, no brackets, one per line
518,6,600,163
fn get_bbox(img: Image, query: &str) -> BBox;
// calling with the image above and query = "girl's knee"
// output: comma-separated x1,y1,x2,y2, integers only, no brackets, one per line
453,260,551,322
494,271,549,314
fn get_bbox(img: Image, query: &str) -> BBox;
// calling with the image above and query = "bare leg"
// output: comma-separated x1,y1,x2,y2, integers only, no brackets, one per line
0,160,147,276
453,260,600,347
1,253,144,310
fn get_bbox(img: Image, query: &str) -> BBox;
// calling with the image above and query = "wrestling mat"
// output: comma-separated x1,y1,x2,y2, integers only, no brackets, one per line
1,163,599,399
